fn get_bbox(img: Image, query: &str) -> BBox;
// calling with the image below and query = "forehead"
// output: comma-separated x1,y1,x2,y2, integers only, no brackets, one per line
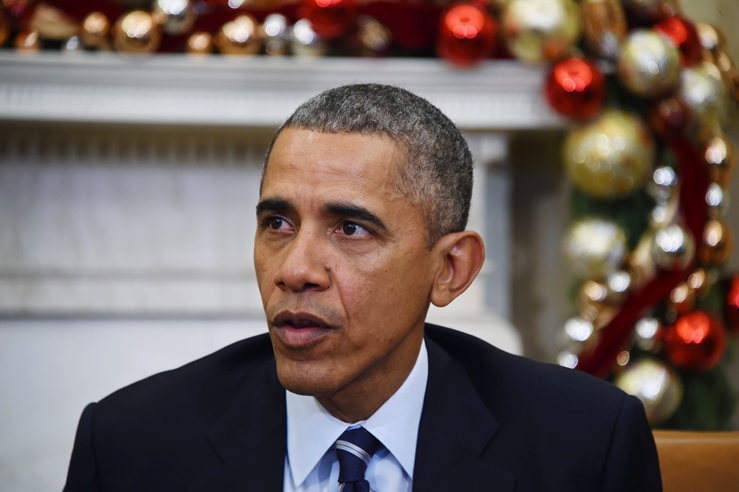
262,128,404,198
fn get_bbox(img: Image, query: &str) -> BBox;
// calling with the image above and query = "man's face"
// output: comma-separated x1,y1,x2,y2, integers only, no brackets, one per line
254,128,435,411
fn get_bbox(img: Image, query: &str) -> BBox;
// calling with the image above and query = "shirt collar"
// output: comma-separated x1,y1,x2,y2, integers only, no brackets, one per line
285,339,429,488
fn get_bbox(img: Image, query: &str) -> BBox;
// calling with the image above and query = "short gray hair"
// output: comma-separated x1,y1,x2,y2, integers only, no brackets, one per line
263,84,473,247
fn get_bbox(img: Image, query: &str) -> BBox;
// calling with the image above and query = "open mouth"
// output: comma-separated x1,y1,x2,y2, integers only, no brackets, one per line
271,311,335,348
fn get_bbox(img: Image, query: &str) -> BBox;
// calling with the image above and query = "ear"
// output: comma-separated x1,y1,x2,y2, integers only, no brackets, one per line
429,231,485,308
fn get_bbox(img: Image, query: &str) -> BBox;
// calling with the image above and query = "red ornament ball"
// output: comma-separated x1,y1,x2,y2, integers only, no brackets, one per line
437,3,497,67
300,0,357,41
545,57,606,120
654,15,702,66
664,311,727,372
646,95,693,138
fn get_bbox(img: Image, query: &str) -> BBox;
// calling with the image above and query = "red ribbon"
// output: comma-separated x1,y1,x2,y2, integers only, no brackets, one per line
577,137,710,377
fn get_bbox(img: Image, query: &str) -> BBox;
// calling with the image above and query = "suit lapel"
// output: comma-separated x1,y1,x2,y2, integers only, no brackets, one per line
413,336,515,492
189,358,287,492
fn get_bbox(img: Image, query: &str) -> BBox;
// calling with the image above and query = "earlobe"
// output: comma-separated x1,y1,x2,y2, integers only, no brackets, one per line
429,231,485,308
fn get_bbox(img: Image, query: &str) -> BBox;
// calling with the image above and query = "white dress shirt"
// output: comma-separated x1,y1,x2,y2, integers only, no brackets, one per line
282,340,429,492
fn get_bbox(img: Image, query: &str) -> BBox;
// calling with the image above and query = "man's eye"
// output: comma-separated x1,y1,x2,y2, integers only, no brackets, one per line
265,217,288,230
339,222,370,237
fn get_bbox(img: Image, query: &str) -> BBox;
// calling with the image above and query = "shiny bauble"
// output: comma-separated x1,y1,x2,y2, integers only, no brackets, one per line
679,61,729,127
695,22,724,61
617,29,681,98
215,14,260,56
621,0,679,24
563,109,655,199
647,165,678,204
577,271,630,322
614,358,682,425
699,218,732,266
562,217,629,279
651,224,695,271
545,57,605,120
152,0,197,36
29,3,77,41
113,10,163,54
437,3,497,67
353,16,391,57
61,35,84,54
300,0,357,41
581,0,627,60
290,18,328,57
706,183,729,218
687,267,712,298
703,132,735,187
665,311,727,372
501,0,582,63
260,14,289,56
14,29,40,51
81,12,111,49
647,95,693,139
186,31,213,55
559,316,597,351
634,316,662,352
654,14,701,66
668,281,695,315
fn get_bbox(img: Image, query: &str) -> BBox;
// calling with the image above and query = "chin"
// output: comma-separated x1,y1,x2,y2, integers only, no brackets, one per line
275,361,341,397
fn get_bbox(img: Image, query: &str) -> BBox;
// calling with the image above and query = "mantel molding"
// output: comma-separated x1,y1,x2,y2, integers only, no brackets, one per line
0,51,566,130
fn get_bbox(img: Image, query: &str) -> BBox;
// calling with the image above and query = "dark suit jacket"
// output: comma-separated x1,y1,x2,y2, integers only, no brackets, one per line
63,324,662,491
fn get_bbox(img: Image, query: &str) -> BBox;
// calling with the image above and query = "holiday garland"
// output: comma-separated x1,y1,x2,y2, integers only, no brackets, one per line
2,0,738,429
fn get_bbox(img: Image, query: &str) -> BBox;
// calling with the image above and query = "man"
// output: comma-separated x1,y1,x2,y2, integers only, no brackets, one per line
64,84,662,491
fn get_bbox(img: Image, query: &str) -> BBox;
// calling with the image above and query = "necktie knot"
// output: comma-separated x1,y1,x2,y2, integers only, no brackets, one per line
335,427,382,492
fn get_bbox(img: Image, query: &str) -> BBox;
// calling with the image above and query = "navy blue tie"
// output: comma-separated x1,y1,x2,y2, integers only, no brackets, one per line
335,427,383,492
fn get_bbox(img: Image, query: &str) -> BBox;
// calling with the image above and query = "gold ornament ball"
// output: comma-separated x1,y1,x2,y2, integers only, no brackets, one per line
700,218,732,266
260,14,289,56
15,29,41,52
502,0,582,63
703,132,735,187
290,19,328,57
113,10,163,54
634,317,662,352
216,15,260,56
581,0,627,60
29,3,78,41
81,12,111,48
679,61,729,128
152,0,197,36
668,281,695,315
562,217,629,279
651,223,695,271
695,22,724,61
617,29,681,98
614,357,683,425
563,109,655,199
186,31,213,55
706,183,729,218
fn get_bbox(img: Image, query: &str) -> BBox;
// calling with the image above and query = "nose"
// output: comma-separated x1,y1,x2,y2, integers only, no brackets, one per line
274,228,330,292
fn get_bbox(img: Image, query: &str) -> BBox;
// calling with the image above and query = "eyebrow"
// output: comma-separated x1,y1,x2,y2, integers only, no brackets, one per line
324,202,390,235
256,197,390,235
256,197,292,217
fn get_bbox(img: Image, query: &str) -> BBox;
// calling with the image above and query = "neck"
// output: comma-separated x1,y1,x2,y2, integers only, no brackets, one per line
317,333,423,423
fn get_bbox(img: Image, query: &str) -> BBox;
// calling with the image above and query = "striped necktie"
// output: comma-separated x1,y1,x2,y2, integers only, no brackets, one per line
334,427,383,492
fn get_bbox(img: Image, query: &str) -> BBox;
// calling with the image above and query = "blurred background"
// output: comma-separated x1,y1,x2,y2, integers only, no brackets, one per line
0,0,738,490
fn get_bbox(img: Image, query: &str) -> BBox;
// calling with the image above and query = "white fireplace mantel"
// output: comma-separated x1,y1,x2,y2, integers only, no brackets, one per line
0,51,565,129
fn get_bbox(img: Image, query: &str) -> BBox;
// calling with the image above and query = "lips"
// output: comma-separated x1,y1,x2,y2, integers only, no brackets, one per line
271,311,335,348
